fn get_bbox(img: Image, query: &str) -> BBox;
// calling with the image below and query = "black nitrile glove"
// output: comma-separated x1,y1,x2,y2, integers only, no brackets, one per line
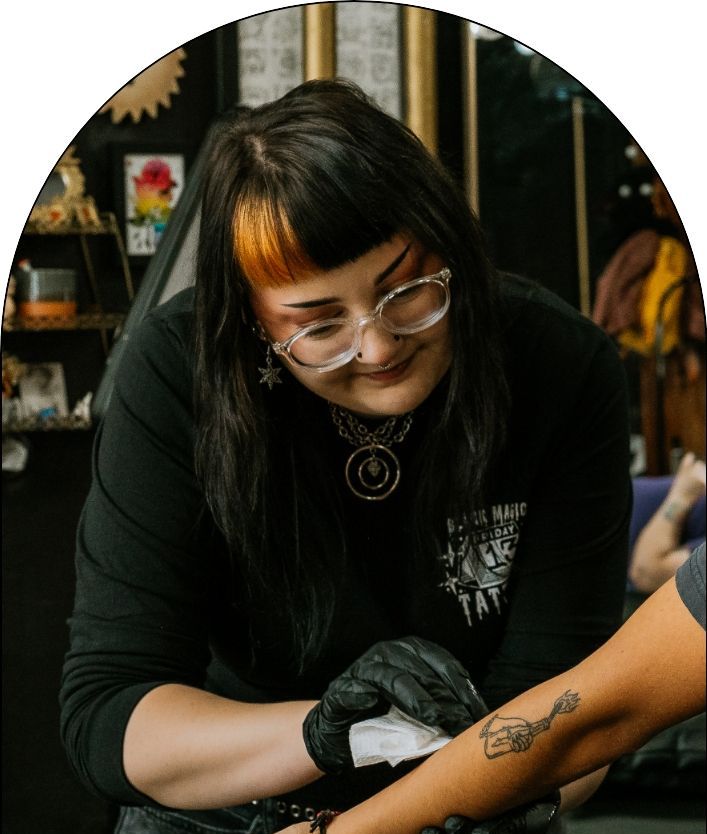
303,635,487,774
420,791,562,834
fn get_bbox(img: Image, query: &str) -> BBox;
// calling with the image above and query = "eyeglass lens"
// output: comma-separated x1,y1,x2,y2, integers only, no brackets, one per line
288,280,448,368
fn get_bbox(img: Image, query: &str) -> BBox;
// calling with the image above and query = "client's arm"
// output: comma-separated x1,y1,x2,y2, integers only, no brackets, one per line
279,570,705,834
630,453,705,593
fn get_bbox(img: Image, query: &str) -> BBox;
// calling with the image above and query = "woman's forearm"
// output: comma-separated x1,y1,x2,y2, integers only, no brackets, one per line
280,575,705,834
324,683,625,834
123,684,322,808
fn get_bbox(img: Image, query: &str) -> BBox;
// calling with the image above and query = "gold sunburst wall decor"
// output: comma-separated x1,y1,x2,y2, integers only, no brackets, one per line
100,48,187,124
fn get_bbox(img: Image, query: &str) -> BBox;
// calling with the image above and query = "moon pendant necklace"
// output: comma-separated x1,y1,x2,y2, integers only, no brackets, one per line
329,403,414,500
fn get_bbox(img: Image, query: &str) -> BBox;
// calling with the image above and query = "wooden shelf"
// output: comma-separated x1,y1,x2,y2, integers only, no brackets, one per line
22,212,120,237
3,313,125,332
2,414,92,433
6,207,135,424
19,210,135,302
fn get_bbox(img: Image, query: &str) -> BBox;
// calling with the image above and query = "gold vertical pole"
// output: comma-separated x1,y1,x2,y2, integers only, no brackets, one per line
304,3,336,81
572,96,591,316
461,24,480,216
402,6,438,153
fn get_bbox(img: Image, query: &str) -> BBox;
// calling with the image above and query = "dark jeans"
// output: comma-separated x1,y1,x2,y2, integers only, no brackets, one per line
114,799,315,834
114,801,275,834
114,801,568,834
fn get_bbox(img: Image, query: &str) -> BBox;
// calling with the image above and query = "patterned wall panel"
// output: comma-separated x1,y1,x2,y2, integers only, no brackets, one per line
336,2,402,119
237,3,402,118
238,8,304,106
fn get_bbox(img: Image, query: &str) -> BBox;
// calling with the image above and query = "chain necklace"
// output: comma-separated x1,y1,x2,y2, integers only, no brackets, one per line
329,403,414,500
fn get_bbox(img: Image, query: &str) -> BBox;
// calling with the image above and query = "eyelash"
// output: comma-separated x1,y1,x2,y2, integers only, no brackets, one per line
298,309,344,328
312,278,410,321
290,261,423,327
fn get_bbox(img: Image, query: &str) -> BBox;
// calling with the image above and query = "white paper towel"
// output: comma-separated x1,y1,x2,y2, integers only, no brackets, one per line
349,705,453,767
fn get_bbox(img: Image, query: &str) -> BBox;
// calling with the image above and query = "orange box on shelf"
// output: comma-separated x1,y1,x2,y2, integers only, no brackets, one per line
17,300,78,321
15,267,78,323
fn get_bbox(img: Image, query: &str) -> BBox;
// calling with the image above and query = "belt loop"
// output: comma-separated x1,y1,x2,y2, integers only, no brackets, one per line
267,794,326,828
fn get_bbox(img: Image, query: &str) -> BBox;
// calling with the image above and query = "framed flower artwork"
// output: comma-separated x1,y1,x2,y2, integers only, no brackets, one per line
114,145,187,260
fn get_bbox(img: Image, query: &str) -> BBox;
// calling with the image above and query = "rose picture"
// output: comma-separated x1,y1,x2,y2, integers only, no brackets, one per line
122,152,185,257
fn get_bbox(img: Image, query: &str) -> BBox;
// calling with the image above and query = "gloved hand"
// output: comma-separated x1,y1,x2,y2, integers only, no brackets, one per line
303,635,487,774
419,791,562,834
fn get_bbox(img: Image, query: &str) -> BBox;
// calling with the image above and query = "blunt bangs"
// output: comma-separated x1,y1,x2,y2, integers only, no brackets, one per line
233,191,319,288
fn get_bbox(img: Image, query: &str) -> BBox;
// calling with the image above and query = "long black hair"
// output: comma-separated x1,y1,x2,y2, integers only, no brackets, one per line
194,79,509,670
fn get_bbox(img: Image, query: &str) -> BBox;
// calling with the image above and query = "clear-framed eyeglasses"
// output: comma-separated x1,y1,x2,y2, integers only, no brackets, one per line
270,267,452,372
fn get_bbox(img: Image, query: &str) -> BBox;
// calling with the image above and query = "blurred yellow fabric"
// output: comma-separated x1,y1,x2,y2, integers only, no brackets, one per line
618,236,688,356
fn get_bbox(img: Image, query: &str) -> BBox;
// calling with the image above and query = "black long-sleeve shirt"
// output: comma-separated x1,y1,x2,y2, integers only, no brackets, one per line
60,275,632,809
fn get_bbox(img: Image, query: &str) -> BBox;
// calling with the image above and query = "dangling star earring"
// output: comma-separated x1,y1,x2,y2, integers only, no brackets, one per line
258,344,282,390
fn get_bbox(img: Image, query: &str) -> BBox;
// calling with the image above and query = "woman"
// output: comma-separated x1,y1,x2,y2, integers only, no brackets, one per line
60,79,631,833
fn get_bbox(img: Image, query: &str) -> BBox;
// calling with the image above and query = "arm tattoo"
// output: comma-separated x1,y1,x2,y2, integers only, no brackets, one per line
479,690,580,759
662,500,686,522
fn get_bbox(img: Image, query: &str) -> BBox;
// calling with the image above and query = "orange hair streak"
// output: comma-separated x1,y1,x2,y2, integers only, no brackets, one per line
233,193,319,288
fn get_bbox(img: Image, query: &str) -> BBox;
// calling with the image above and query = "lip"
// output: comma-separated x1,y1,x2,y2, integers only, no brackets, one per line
363,356,412,382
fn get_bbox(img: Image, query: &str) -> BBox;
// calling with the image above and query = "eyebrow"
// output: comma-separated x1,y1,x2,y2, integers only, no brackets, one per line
281,243,412,309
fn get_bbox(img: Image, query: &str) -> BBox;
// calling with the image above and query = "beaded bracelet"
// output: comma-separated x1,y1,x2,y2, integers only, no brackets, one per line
309,809,341,832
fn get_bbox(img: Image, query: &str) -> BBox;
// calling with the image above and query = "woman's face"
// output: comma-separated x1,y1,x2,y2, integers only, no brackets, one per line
249,235,452,418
